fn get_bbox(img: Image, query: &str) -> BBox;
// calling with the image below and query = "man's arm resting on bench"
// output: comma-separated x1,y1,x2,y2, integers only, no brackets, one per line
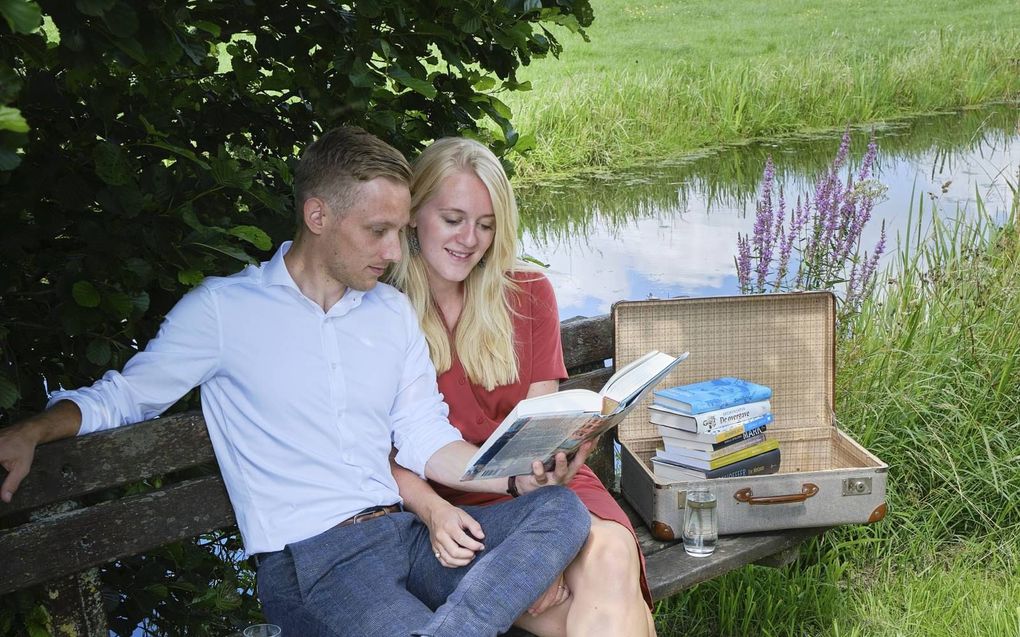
0,400,82,503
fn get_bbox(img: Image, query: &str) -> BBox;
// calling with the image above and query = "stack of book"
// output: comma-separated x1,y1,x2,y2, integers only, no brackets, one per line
649,377,782,481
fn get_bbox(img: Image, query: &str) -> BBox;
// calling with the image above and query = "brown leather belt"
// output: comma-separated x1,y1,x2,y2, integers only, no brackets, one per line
336,503,402,528
248,503,402,571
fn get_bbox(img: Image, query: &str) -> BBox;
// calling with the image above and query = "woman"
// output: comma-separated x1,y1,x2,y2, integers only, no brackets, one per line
389,138,656,637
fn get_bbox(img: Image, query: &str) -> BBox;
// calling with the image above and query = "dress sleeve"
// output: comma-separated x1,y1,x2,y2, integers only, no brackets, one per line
525,273,568,383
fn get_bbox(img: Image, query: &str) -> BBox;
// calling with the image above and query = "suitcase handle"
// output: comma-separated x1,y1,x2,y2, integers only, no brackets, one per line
733,483,819,505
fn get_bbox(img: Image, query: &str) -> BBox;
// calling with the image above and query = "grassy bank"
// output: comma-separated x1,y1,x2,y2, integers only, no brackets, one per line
507,0,1020,178
652,186,1020,635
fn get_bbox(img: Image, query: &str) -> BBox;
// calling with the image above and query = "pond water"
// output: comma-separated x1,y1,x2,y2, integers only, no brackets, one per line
518,105,1020,320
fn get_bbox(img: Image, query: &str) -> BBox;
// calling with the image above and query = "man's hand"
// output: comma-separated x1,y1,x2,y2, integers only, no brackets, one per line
0,420,43,503
425,501,486,568
515,439,595,497
0,401,82,503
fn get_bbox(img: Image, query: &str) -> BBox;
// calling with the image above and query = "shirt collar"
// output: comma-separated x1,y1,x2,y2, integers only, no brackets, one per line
263,241,300,290
263,241,367,312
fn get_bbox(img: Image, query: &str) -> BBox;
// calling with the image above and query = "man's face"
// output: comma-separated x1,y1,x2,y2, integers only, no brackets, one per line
320,177,410,293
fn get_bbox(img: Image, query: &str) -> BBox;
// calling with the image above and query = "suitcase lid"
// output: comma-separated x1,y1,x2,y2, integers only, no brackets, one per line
612,291,836,445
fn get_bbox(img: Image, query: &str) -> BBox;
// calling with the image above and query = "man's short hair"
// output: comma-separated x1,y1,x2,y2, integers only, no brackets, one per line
294,127,412,223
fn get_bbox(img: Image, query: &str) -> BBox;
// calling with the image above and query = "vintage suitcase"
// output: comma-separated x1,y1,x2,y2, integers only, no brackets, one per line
616,292,888,541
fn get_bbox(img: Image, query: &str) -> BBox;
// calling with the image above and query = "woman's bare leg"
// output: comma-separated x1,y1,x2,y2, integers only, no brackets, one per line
513,515,656,637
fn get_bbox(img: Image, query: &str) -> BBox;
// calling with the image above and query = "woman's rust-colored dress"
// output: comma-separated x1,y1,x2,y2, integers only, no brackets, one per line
430,272,652,607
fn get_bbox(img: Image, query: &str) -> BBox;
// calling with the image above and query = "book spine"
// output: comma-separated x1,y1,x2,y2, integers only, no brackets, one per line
704,448,781,479
698,402,771,430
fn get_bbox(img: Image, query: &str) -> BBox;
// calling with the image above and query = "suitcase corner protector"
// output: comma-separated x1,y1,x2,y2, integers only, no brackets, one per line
651,521,677,541
868,502,888,523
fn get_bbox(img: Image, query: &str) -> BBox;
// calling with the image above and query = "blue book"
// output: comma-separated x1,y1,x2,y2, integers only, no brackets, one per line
653,377,772,415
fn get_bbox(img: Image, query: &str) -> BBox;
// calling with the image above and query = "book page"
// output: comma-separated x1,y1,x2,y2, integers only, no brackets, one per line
461,412,602,480
601,351,689,413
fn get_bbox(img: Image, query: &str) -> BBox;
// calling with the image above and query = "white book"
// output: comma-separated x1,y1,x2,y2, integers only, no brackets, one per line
649,399,771,434
461,350,689,481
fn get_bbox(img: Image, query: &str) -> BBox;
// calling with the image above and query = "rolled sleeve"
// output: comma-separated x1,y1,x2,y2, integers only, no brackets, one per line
48,285,222,436
390,303,463,477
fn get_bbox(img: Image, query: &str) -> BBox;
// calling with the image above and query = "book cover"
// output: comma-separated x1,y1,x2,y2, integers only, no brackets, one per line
651,439,779,471
649,400,771,433
460,351,689,480
658,423,769,453
651,447,782,481
654,413,772,445
653,377,772,415
658,433,766,461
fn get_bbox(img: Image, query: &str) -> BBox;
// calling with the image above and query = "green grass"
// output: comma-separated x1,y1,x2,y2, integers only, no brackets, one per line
507,0,1020,178
652,180,1020,635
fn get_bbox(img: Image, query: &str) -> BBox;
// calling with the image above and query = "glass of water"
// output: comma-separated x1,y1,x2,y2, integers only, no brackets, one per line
243,625,282,637
682,488,718,557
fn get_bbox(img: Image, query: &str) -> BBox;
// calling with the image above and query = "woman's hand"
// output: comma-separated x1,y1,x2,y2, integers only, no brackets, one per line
528,573,570,616
425,500,486,568
516,439,595,496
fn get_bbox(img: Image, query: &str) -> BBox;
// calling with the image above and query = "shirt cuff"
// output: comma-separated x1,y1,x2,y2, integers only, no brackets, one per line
394,428,464,479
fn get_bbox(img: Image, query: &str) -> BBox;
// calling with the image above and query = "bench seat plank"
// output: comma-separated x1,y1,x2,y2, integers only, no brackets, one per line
0,475,233,595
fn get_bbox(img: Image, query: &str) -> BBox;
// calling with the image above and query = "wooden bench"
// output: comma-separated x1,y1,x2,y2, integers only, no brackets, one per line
0,314,823,634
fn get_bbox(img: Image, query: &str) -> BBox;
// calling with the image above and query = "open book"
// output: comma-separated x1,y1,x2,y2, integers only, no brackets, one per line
460,350,690,481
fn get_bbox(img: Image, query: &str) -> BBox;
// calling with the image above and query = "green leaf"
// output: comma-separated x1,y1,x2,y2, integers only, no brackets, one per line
0,0,42,33
454,11,483,34
192,20,221,37
0,148,21,171
103,291,134,319
472,76,496,91
102,3,138,38
0,105,29,133
86,339,111,366
367,109,397,132
193,241,256,264
348,62,375,88
513,132,537,154
0,375,19,409
72,281,101,308
93,142,132,186
143,141,211,169
177,269,205,286
131,291,150,314
388,67,437,98
75,0,115,17
227,225,272,250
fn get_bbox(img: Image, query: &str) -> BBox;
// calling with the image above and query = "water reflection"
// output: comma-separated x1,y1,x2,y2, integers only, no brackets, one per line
518,105,1020,319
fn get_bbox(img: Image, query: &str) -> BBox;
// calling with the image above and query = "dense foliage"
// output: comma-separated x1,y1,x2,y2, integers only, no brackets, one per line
0,0,591,633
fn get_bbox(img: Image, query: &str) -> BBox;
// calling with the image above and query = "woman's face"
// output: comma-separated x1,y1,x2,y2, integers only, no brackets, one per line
413,170,496,287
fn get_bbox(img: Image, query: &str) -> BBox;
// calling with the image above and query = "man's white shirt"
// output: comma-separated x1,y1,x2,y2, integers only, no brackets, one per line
49,242,463,555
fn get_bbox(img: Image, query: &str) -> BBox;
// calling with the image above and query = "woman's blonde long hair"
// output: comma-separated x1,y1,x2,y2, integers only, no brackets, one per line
389,138,522,390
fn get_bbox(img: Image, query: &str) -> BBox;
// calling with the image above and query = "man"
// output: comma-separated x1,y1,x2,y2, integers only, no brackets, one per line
0,127,592,637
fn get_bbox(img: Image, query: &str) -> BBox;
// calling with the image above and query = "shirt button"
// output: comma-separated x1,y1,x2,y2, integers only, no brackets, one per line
476,417,483,424
331,363,338,370
458,378,466,385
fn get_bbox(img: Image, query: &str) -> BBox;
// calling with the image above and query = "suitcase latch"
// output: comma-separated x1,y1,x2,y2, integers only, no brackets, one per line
842,477,872,496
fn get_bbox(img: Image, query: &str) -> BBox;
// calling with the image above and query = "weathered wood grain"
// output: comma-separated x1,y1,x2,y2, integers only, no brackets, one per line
560,314,612,372
0,412,213,517
0,476,234,594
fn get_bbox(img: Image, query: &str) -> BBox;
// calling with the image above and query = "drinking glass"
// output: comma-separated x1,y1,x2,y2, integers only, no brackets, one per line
243,625,282,637
682,488,718,557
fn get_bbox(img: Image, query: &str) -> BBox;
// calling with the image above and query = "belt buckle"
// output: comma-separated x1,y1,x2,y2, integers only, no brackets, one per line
351,507,381,524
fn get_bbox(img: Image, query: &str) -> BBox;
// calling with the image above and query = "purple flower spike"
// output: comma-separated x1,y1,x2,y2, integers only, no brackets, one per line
735,131,886,330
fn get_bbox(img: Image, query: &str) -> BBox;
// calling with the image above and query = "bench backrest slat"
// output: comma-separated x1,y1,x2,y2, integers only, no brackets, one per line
1,412,214,517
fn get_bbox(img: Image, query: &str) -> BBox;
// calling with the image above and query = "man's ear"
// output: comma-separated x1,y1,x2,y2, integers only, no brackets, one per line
302,197,329,236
